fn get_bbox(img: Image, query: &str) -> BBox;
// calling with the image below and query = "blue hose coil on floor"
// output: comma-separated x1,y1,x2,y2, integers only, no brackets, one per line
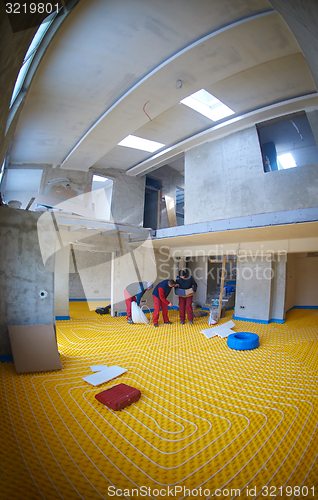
227,332,259,351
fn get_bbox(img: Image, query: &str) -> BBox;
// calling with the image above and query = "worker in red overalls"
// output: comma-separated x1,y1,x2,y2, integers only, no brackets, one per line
176,269,197,325
124,281,153,324
152,279,178,327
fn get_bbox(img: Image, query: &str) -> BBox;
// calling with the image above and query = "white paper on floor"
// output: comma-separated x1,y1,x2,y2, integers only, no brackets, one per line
90,365,108,372
200,328,217,339
201,320,236,339
83,366,127,386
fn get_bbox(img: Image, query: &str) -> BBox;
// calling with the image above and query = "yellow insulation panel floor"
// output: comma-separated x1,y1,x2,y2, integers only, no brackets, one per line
1,308,318,499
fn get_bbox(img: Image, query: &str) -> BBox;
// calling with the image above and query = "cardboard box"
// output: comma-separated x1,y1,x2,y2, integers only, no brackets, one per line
8,324,62,374
175,288,194,297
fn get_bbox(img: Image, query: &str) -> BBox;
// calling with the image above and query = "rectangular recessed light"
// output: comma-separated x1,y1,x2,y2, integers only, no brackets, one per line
118,135,164,152
277,153,297,169
180,89,234,121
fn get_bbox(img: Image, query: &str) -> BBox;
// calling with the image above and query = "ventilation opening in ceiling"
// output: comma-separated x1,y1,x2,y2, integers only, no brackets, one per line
180,89,235,121
118,135,164,152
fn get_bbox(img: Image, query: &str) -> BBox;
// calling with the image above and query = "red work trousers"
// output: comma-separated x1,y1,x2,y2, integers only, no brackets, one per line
153,295,169,324
178,296,193,322
124,289,136,318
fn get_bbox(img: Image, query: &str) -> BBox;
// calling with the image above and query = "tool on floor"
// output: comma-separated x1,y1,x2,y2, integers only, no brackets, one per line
95,383,141,411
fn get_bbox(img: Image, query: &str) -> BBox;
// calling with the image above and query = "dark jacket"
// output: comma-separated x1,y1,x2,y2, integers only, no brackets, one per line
152,279,172,304
176,274,197,292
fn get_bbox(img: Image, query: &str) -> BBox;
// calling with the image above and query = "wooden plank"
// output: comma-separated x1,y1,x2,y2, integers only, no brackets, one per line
25,197,35,210
164,195,178,227
218,255,227,321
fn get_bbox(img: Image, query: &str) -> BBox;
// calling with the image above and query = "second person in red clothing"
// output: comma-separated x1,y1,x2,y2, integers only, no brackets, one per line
176,269,197,325
152,279,178,327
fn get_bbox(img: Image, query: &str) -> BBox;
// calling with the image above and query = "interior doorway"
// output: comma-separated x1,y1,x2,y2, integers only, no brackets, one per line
143,176,162,230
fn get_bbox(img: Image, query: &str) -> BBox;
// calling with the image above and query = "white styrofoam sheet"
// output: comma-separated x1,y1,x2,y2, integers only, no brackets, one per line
90,365,108,372
215,328,233,338
201,320,236,339
83,366,127,386
200,328,217,339
215,320,235,330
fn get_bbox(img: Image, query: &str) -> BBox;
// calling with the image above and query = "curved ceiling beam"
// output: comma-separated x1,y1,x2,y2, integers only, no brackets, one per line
125,92,318,177
60,9,275,171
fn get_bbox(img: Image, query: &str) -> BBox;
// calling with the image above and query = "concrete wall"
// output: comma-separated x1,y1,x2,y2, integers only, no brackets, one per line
294,253,318,307
185,124,318,225
0,207,55,355
285,253,296,312
96,168,146,226
111,239,157,315
54,245,70,319
111,242,177,316
40,165,91,196
69,249,112,301
187,257,208,307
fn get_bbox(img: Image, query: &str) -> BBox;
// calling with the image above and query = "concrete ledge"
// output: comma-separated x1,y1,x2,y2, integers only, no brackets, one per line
155,207,318,239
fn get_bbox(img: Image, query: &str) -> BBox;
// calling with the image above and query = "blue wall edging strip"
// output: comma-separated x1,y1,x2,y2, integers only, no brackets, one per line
286,305,318,313
233,315,285,324
56,316,70,320
0,355,13,363
294,305,318,309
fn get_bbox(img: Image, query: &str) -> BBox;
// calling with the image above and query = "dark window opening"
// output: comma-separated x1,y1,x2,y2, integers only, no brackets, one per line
256,111,318,173
176,188,184,226
143,177,162,230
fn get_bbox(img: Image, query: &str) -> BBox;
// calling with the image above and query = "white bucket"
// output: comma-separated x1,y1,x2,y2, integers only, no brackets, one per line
8,200,22,209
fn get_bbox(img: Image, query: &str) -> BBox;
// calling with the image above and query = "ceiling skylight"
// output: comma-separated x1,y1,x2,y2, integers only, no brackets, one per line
180,89,235,121
277,153,297,169
118,135,164,152
93,175,109,182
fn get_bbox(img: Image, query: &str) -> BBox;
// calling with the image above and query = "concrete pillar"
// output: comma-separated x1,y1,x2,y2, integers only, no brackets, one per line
285,254,296,312
0,208,55,355
234,253,288,323
234,255,272,322
270,254,287,322
54,244,70,320
188,256,207,307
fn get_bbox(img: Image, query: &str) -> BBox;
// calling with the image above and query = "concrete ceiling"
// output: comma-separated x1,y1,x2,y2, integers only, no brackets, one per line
9,0,318,177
